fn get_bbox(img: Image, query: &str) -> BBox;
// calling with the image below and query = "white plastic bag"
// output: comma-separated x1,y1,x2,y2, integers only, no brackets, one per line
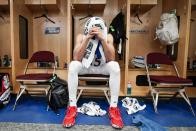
155,11,179,45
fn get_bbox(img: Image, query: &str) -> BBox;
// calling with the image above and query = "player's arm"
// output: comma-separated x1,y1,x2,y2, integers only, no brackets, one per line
100,34,115,62
73,29,96,61
90,27,115,62
74,27,105,61
73,34,89,61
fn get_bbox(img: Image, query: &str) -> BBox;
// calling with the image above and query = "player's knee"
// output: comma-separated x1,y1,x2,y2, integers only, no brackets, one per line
68,61,82,74
107,61,120,74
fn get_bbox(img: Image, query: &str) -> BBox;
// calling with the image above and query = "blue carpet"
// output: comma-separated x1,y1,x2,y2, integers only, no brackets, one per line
0,95,196,127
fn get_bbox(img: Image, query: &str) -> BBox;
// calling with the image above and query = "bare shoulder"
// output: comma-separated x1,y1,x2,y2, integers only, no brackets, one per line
107,34,114,44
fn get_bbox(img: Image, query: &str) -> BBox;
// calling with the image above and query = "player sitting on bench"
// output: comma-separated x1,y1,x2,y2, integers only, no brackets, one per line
63,17,123,129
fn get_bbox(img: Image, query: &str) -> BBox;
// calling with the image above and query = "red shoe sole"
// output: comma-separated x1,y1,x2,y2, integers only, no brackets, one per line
108,113,123,129
63,113,77,128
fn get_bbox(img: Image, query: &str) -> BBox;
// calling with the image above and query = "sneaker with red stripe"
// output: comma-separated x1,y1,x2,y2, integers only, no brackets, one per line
63,106,77,128
109,107,124,129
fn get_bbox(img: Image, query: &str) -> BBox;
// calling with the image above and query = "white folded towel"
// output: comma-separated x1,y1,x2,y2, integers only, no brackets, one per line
82,17,107,68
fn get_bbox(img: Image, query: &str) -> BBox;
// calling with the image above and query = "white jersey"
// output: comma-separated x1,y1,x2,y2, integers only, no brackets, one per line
91,53,106,67
82,35,106,67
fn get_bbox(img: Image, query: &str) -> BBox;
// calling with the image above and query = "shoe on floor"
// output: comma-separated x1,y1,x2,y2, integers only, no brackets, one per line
109,107,124,129
63,106,77,128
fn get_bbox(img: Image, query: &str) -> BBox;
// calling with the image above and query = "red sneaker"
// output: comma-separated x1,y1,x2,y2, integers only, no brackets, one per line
108,107,124,129
63,106,77,128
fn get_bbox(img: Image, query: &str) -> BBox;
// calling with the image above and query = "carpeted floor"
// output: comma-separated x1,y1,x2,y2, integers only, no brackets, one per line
0,123,196,131
0,95,196,129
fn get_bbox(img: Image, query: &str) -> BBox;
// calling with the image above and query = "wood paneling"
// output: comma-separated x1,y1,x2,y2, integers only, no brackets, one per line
0,0,9,12
130,0,158,14
67,0,72,63
0,15,11,58
125,0,130,96
130,0,157,5
71,0,120,61
126,0,192,96
163,0,192,78
32,0,67,68
72,0,106,13
25,0,58,4
25,0,60,12
71,0,121,62
10,0,33,93
193,0,196,11
188,10,196,65
72,0,106,4
193,0,196,4
0,2,11,86
69,0,126,95
129,0,164,61
187,5,196,95
10,0,68,94
0,0,8,5
8,0,194,97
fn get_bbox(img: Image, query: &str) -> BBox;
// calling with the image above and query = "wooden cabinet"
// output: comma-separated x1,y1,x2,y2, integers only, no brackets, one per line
193,0,196,5
0,0,11,68
25,0,58,4
7,0,195,97
130,0,157,5
192,0,196,10
126,0,192,96
186,0,196,95
0,0,9,12
130,0,157,14
25,0,60,12
71,0,106,12
0,2,11,90
0,0,8,5
72,0,106,4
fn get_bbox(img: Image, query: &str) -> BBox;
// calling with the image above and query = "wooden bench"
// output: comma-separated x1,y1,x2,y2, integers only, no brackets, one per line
77,74,110,103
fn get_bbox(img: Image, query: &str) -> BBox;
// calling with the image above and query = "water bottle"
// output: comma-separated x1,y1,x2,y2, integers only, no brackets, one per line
127,81,132,95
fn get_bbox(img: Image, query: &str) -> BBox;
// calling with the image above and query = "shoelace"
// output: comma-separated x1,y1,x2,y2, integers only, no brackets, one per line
111,108,121,119
66,107,76,117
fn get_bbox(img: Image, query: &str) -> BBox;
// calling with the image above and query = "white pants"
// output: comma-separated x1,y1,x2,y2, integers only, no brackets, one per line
68,61,121,107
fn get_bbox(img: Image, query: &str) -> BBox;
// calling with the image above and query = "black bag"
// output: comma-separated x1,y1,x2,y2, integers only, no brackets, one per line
109,11,126,45
47,75,68,115
109,11,127,59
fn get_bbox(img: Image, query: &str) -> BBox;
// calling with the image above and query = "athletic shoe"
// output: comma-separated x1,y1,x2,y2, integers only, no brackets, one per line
63,106,77,128
108,107,124,129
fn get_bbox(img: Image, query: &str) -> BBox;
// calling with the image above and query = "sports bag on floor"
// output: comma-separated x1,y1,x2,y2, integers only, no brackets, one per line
0,73,11,109
47,75,68,115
